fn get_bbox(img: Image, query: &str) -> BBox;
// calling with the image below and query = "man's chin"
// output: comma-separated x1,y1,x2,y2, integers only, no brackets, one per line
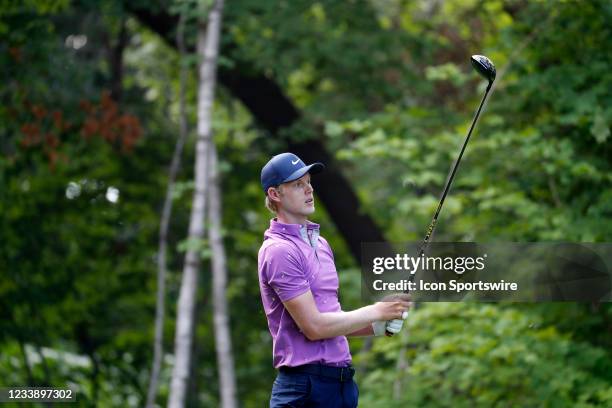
303,206,315,215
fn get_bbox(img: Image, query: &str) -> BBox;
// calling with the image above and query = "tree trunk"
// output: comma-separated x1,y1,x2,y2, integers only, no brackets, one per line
146,12,189,408
33,343,53,408
89,351,101,406
392,344,408,400
168,0,224,406
208,141,237,408
17,339,34,386
354,337,373,376
108,17,128,102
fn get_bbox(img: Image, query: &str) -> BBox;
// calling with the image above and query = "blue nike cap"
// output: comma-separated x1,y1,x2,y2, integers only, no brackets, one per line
261,153,324,193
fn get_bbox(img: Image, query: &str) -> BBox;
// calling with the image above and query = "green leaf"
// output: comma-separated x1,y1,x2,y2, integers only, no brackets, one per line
590,110,610,143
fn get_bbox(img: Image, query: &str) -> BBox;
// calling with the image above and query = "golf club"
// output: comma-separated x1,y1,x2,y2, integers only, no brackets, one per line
385,55,496,336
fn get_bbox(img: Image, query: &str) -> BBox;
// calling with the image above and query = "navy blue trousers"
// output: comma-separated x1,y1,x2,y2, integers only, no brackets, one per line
269,371,359,407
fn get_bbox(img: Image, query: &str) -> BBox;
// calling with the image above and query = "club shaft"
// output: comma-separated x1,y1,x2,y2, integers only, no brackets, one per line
385,81,493,337
410,82,492,284
387,81,494,336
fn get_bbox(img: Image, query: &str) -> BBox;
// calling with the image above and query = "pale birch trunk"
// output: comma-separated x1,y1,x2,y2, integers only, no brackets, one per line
208,141,237,408
168,1,224,406
146,12,189,408
393,344,408,400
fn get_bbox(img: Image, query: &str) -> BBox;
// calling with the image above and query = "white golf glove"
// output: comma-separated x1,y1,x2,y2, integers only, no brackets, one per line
372,311,409,336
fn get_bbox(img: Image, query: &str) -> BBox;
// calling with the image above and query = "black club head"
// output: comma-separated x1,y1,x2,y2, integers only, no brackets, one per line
471,55,496,83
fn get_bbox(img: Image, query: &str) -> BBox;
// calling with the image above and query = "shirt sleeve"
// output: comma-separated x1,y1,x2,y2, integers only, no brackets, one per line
262,243,310,302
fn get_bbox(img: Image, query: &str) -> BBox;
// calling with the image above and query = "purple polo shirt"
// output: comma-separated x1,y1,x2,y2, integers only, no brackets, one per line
257,219,352,368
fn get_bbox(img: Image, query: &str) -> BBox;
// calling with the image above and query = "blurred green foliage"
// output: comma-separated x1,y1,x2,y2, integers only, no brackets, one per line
360,303,612,408
1,0,611,406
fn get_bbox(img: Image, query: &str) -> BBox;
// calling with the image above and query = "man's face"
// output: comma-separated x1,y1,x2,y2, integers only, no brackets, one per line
275,173,315,217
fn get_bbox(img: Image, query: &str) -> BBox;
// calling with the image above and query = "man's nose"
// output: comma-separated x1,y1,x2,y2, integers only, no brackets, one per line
305,182,313,194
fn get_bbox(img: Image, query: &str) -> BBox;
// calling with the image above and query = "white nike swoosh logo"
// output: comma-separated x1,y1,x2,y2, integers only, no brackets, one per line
292,159,299,165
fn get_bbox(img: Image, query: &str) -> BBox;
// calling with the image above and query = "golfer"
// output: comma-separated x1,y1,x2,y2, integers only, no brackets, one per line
258,152,411,407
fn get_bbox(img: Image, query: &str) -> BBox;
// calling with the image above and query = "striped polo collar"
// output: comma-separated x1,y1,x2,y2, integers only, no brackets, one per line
269,218,320,240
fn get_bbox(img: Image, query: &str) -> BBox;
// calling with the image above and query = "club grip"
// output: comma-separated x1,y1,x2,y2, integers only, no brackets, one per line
385,311,409,336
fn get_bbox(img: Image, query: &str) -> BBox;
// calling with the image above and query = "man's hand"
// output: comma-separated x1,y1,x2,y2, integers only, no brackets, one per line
373,293,412,320
372,293,412,336
371,313,407,336
373,294,411,322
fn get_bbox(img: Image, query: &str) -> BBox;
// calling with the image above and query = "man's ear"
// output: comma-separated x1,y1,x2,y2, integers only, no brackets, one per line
267,187,281,202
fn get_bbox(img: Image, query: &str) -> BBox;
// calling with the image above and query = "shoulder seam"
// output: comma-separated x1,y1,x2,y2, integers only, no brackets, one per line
261,238,300,256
